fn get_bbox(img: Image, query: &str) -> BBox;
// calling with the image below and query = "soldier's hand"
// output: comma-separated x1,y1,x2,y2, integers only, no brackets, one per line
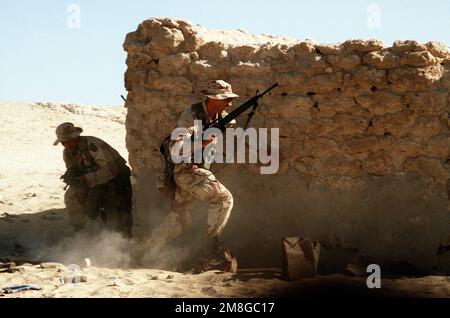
202,136,217,148
60,174,79,186
78,174,87,184
60,166,85,186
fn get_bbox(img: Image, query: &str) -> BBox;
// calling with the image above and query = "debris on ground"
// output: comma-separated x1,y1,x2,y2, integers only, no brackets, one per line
193,249,238,274
1,284,42,294
40,262,66,270
82,258,92,269
346,254,372,277
282,237,320,281
0,262,17,273
60,275,88,284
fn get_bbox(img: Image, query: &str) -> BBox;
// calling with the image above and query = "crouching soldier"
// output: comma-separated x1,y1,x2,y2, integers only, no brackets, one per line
54,122,132,236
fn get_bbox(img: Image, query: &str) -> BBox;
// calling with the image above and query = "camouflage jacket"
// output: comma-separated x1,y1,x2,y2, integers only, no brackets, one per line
168,101,236,165
63,136,128,188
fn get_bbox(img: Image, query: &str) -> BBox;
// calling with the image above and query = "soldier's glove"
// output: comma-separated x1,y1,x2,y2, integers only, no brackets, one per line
60,166,85,186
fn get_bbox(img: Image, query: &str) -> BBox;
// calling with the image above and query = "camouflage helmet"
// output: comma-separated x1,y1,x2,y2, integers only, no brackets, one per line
201,80,239,100
53,122,83,146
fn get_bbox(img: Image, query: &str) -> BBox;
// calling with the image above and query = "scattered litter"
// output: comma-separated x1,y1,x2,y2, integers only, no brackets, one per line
148,274,159,280
281,236,320,281
82,258,91,269
23,193,37,199
60,275,88,284
1,212,17,219
224,250,238,273
346,263,366,277
166,274,174,280
193,249,238,274
0,262,16,269
40,262,65,270
1,284,42,294
108,279,124,287
1,257,41,266
346,254,371,277
0,262,17,273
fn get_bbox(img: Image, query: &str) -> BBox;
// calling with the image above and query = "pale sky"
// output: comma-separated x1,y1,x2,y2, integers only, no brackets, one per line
1,0,449,105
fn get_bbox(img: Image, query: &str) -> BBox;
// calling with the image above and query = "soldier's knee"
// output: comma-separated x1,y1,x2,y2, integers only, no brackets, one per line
64,187,74,204
218,189,233,207
64,185,85,205
150,212,187,245
178,213,191,232
225,191,233,205
168,210,191,232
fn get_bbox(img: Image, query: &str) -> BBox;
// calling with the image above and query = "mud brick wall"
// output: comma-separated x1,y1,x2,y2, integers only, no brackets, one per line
123,18,450,272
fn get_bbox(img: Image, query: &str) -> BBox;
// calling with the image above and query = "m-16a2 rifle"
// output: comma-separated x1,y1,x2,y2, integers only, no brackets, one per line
158,82,279,199
161,82,279,157
203,82,279,132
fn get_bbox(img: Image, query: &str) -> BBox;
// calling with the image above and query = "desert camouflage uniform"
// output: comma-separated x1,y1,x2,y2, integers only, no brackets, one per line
63,136,132,235
147,102,234,252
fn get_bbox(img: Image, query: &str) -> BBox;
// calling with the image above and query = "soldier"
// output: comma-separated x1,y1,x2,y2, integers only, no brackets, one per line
54,122,132,236
141,80,238,272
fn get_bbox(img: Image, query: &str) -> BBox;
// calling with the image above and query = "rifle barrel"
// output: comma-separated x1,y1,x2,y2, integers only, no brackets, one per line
209,83,279,131
258,82,279,97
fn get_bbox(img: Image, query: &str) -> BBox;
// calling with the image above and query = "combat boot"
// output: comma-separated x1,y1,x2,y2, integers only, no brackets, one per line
193,238,237,274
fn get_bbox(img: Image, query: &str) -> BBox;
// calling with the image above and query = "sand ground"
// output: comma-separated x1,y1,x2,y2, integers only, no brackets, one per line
0,101,449,298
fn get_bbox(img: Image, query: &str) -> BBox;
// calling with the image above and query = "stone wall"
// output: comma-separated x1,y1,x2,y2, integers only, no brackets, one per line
123,18,450,272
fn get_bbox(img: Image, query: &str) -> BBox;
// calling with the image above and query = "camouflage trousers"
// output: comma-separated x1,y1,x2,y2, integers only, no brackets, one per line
65,181,132,235
149,164,233,252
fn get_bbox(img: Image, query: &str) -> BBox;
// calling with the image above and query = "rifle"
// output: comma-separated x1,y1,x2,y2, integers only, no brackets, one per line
162,82,279,154
60,165,85,190
157,82,279,199
204,82,279,131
